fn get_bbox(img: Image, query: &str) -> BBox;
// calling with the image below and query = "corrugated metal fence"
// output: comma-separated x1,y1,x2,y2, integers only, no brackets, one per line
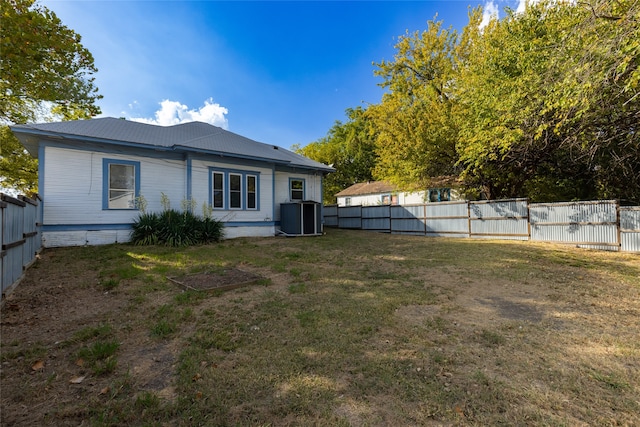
324,199,640,253
1,193,42,298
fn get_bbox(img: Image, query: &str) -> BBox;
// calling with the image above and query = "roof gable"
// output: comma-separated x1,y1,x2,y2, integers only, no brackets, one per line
335,181,398,197
11,117,334,172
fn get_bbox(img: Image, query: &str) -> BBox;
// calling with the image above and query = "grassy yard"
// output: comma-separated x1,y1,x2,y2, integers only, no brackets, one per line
1,228,639,426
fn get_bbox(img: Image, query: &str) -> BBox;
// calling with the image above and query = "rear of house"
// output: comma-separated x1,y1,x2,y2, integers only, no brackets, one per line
11,118,333,247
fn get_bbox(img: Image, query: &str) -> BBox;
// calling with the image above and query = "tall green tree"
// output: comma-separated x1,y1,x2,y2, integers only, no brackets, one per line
455,0,639,202
295,107,377,203
367,10,483,191
1,0,101,195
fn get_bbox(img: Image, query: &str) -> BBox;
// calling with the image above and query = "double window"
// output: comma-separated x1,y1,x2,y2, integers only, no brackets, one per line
103,159,140,209
210,168,259,210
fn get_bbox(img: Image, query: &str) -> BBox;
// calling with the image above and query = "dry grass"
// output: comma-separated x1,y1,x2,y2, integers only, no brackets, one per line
1,228,639,426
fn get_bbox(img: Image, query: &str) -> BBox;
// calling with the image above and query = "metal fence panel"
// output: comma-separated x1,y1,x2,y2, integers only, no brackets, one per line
390,205,425,234
425,201,469,237
362,217,390,232
323,205,338,227
1,194,42,297
362,206,390,218
530,200,619,249
620,207,640,253
337,205,362,229
22,197,40,268
324,205,337,217
323,197,636,253
469,199,529,240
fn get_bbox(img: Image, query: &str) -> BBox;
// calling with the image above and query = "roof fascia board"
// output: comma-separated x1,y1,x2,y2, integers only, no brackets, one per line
39,139,185,161
172,144,293,166
10,127,174,153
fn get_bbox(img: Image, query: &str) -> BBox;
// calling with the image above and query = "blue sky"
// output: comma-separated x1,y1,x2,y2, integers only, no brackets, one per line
41,0,525,150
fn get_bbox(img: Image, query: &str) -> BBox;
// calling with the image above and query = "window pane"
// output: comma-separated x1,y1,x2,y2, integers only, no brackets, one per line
213,191,223,208
290,179,303,200
109,189,134,208
213,173,223,190
109,164,135,208
247,175,257,209
247,176,256,192
230,174,241,191
213,172,224,208
229,174,241,208
110,164,134,189
230,191,241,208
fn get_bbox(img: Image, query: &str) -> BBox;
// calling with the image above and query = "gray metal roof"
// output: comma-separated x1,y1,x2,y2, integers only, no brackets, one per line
11,117,334,172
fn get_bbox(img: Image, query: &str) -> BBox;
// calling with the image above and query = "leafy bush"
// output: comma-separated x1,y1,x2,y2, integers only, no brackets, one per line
131,209,224,247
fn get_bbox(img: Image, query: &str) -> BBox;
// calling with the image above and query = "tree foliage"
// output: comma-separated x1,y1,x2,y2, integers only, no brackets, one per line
366,14,479,191
361,0,639,203
294,107,377,203
1,0,102,194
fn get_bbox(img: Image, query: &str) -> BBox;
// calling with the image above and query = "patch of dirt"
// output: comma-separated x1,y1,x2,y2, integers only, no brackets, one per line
167,268,263,292
0,252,268,426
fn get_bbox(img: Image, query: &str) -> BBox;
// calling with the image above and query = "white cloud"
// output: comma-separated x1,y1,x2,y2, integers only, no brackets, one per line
480,1,500,30
131,98,229,129
516,0,531,14
515,0,575,14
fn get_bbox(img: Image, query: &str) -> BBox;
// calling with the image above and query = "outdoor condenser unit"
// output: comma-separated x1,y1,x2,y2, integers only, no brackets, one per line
279,202,322,236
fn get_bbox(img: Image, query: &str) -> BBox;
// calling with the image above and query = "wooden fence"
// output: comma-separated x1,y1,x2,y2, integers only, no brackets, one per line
324,199,640,253
1,193,42,298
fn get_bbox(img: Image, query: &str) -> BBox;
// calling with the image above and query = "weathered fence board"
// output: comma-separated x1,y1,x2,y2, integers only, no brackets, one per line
338,205,362,229
469,199,529,240
620,207,640,253
391,205,425,235
1,194,42,298
425,201,469,237
530,200,619,250
323,205,338,227
362,206,390,232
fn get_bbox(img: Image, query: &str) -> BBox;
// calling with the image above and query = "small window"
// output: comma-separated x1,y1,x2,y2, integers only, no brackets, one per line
381,194,391,205
290,178,304,201
247,175,257,210
345,197,351,206
429,188,451,202
229,173,242,209
212,172,224,209
103,159,140,209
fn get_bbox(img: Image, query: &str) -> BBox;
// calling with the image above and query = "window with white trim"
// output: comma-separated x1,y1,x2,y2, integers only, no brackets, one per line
290,178,304,201
229,173,242,209
247,175,257,210
212,172,224,209
103,159,140,210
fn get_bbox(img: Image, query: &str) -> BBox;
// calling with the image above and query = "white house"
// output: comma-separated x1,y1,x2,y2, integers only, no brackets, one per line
335,181,458,207
10,118,334,247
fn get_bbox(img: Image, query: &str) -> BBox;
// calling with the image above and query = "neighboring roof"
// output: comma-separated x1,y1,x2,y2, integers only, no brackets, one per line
335,181,398,197
10,117,334,173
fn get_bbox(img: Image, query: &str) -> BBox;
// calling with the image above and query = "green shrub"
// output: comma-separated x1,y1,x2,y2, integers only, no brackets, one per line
131,209,224,247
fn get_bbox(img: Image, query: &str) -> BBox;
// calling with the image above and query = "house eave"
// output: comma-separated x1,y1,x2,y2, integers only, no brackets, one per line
10,127,335,174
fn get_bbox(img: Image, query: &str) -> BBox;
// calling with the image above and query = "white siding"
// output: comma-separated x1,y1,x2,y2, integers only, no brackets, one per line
273,171,322,221
42,147,325,244
223,225,276,239
43,146,185,225
42,229,133,248
338,191,426,207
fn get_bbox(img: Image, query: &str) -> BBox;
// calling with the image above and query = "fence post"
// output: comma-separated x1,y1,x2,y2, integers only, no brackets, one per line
616,200,622,251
